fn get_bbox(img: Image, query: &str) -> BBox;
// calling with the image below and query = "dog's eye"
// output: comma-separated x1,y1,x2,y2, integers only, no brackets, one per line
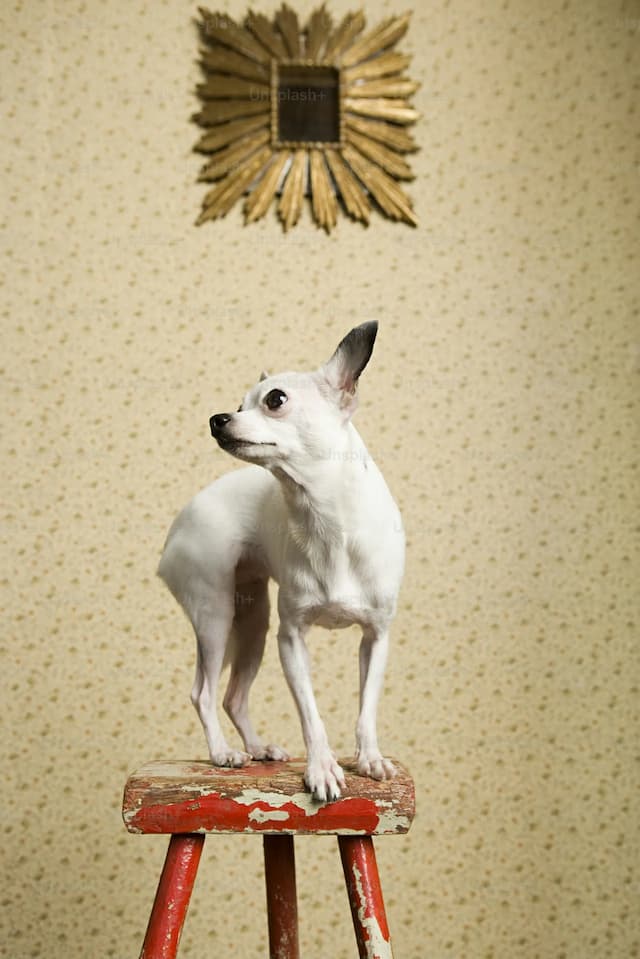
264,389,288,411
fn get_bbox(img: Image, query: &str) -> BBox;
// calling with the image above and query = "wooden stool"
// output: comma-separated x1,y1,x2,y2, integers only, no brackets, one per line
122,758,415,959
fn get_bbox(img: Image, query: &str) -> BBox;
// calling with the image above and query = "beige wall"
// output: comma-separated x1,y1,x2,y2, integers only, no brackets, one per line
2,1,638,956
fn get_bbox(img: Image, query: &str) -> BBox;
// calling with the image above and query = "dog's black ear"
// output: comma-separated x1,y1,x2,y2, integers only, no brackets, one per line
259,370,270,382
323,322,378,395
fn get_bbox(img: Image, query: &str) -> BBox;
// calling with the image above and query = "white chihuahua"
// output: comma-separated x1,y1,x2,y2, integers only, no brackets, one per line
158,322,405,801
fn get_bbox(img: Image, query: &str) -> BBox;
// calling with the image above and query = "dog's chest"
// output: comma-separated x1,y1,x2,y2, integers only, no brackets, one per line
292,539,390,629
311,600,369,629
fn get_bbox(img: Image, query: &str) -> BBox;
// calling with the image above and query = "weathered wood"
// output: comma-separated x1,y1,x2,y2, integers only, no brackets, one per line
123,758,415,836
264,835,299,959
340,836,393,959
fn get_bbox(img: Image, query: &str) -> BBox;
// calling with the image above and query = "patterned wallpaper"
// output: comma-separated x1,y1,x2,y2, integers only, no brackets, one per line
1,1,638,957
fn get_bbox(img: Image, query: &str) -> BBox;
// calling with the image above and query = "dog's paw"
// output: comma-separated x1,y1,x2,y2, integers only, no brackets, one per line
210,748,252,768
305,754,346,802
357,753,396,781
249,743,290,762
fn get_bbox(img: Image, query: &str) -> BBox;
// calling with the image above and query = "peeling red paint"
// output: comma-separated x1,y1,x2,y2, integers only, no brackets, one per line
127,791,384,835
122,758,415,838
339,836,392,958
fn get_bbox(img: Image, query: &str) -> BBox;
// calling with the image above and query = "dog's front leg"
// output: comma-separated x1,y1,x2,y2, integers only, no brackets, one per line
356,627,396,781
277,623,346,801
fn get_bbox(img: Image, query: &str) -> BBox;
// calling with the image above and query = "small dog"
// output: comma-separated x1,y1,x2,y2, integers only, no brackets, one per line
158,322,405,801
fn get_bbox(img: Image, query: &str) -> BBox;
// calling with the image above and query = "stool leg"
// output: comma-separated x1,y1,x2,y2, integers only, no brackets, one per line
140,833,205,959
339,836,393,959
263,834,300,959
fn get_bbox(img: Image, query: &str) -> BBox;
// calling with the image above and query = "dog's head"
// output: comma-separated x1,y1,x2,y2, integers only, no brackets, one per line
209,321,378,470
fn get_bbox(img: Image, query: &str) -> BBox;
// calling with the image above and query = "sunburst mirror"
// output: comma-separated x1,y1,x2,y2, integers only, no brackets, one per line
194,5,420,231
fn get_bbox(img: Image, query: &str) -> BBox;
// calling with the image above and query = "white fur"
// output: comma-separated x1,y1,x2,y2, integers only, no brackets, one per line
158,323,405,801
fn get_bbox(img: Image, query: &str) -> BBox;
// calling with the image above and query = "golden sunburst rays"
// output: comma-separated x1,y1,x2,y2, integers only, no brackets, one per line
194,5,420,231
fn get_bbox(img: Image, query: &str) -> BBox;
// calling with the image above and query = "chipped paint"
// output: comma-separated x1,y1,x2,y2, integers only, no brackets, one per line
376,806,412,834
351,860,393,959
235,787,319,816
249,807,291,824
125,791,386,834
122,758,415,836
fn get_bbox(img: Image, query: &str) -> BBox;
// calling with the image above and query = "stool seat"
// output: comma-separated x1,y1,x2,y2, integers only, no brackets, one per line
123,758,415,959
123,757,415,836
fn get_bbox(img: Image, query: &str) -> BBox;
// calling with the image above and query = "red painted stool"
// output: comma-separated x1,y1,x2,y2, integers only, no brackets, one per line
122,758,415,959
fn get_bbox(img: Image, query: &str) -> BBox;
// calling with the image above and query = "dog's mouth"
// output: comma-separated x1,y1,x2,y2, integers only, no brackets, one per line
216,436,276,451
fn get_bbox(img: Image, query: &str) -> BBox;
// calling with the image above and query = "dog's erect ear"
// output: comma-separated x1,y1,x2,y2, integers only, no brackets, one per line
322,322,378,396
259,370,270,382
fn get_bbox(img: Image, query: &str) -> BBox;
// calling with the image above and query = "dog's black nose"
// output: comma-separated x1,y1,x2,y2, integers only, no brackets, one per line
210,413,231,436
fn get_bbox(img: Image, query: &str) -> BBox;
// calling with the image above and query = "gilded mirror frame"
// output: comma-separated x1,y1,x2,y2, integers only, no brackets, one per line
194,5,420,231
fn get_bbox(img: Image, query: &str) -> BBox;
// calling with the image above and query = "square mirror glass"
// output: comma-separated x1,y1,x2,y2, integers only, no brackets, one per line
275,64,341,145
